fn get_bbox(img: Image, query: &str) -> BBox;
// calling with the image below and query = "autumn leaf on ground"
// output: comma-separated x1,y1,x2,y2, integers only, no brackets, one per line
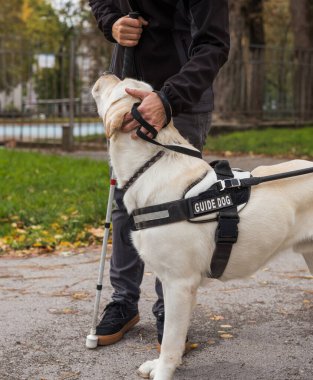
207,339,216,345
48,308,78,315
87,227,104,239
210,315,224,321
284,275,313,280
71,291,90,300
220,333,233,339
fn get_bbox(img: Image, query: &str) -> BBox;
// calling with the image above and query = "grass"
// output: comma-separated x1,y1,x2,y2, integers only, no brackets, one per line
0,149,109,252
205,126,313,158
1,126,313,252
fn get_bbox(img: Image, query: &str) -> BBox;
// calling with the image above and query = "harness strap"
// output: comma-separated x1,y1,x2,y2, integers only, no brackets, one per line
131,185,227,230
209,160,240,279
131,103,203,159
130,179,250,231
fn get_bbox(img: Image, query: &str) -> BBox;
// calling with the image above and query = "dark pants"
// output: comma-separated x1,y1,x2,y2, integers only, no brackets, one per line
110,112,212,315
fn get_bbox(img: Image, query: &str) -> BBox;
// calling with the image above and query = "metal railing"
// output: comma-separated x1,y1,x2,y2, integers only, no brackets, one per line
214,45,313,122
0,42,312,150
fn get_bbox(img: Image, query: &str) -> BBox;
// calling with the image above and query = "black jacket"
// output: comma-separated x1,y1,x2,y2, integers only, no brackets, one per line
89,0,229,116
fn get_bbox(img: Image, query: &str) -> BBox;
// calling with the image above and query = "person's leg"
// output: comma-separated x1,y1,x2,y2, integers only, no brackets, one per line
110,187,145,309
96,187,143,345
174,112,213,151
153,112,212,337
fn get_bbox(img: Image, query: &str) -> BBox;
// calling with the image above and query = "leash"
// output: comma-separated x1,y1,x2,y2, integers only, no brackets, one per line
216,165,313,192
122,12,141,79
131,103,203,159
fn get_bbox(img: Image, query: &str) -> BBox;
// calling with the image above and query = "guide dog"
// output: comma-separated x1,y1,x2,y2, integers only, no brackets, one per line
92,72,313,380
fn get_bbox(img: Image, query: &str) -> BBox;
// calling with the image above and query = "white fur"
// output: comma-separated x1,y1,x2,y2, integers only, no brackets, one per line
92,74,313,380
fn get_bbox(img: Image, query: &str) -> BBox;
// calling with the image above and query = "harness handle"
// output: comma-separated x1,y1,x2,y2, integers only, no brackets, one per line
217,166,313,191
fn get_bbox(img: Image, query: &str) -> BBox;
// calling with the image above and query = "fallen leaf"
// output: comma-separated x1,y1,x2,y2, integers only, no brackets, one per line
48,308,78,315
31,225,42,230
220,333,233,339
210,315,224,321
284,275,313,280
59,242,73,248
71,292,89,300
207,339,216,345
88,227,103,239
220,324,232,329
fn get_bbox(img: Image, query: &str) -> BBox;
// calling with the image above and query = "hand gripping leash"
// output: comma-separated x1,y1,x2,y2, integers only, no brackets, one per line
86,12,140,349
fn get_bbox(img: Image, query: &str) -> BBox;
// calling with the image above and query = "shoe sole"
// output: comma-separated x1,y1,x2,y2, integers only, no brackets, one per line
97,314,140,346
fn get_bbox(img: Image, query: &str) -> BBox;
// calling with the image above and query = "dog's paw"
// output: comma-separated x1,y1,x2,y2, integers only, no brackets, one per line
137,359,158,379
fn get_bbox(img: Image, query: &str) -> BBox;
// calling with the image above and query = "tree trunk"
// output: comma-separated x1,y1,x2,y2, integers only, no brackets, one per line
247,0,265,118
214,0,249,119
290,0,313,120
214,0,265,120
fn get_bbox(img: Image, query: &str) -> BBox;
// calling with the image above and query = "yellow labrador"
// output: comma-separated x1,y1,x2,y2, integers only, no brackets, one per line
92,73,313,380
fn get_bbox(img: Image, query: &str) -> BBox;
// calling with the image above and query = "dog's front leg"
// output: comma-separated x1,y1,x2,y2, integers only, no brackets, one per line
154,279,198,380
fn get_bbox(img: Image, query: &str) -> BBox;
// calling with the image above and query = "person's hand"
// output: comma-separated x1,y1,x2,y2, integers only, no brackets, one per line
112,15,148,47
122,89,167,139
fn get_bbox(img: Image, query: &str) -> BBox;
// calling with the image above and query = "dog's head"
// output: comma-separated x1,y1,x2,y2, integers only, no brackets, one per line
92,72,152,137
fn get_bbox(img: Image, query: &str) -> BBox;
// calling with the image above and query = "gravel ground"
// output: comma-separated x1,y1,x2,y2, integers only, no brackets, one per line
1,154,312,380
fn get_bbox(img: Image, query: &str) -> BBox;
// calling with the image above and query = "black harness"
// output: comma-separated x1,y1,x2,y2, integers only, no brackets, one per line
124,104,313,279
130,160,250,278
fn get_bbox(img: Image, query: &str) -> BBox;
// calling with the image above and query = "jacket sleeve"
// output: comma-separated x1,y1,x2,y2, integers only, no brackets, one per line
89,0,124,43
161,0,230,116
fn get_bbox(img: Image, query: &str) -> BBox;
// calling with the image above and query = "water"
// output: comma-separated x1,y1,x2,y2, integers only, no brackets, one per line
0,122,104,140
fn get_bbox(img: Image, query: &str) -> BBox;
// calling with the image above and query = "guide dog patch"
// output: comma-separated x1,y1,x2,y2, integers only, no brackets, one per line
191,194,233,216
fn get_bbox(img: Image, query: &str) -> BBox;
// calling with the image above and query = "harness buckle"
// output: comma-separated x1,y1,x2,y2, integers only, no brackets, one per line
215,213,240,244
217,178,241,191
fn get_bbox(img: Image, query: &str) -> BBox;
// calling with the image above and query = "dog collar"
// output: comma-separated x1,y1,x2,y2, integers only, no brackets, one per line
122,150,165,192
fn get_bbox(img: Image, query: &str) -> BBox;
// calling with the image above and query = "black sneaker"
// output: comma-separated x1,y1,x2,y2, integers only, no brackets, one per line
96,301,139,346
156,310,165,345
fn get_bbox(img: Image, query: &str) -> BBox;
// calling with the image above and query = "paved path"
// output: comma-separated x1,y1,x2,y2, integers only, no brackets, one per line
1,154,313,380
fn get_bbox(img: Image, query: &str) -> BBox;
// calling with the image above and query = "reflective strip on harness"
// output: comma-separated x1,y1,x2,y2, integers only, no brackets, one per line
133,210,170,225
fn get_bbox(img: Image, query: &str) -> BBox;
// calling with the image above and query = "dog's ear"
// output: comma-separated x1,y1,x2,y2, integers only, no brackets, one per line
104,97,132,138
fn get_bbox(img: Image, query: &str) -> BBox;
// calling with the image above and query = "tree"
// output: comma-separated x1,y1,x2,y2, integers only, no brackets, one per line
290,0,313,120
0,0,65,93
22,0,64,50
214,0,265,119
0,0,26,91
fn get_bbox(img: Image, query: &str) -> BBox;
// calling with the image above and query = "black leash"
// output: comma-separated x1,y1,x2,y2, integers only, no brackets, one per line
121,12,141,79
131,103,203,159
216,165,313,192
